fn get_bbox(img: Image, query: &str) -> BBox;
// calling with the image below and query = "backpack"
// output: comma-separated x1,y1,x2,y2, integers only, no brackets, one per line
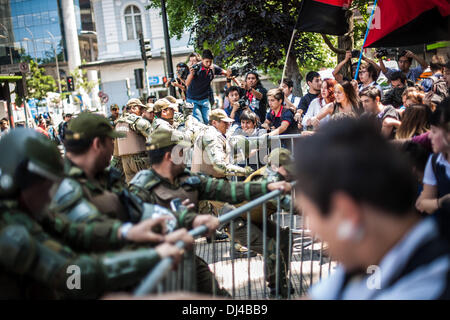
426,75,448,105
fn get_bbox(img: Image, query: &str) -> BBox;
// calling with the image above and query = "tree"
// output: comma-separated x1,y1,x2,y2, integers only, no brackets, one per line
25,60,57,102
147,0,338,96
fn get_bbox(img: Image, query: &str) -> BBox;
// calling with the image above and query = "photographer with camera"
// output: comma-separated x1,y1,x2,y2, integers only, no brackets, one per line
185,49,231,124
231,71,268,124
379,49,428,84
167,62,189,100
224,86,248,124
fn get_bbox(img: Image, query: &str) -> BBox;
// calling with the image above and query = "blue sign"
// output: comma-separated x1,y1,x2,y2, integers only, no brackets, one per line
148,76,161,86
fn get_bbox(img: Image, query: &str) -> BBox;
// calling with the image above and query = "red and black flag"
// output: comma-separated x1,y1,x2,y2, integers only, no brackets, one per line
365,0,450,48
295,0,354,36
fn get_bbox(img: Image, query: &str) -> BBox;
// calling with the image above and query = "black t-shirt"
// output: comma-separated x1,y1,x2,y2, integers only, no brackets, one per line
298,92,319,114
186,64,223,100
266,106,297,134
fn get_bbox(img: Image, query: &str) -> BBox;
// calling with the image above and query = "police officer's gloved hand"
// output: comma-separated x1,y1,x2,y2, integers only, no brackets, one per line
244,166,253,176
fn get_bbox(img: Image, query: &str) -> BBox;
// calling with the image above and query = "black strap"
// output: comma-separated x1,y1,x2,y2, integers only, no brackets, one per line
431,153,439,177
371,235,450,299
336,234,450,300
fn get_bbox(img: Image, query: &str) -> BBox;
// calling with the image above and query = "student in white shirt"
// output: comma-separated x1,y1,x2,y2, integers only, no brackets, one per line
302,78,337,129
280,79,301,114
294,118,450,300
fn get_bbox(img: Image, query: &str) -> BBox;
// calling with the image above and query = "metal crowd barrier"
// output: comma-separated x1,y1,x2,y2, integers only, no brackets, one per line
133,133,335,299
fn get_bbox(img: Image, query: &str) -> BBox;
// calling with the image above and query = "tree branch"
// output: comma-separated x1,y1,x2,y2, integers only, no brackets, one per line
321,34,346,55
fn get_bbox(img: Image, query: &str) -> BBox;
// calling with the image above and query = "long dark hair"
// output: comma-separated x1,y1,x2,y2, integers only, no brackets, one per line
395,104,430,139
335,81,362,114
245,71,262,88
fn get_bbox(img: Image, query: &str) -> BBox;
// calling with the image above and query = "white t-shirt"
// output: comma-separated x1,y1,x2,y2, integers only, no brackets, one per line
287,94,301,109
423,153,450,186
301,98,330,127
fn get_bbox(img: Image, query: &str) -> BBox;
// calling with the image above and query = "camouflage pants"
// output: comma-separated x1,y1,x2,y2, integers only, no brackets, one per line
110,156,125,181
121,152,150,184
233,219,290,297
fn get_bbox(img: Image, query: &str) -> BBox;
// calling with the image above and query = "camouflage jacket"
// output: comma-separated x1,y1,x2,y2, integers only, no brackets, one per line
151,117,175,132
116,112,152,139
45,158,134,252
240,166,292,224
129,168,271,228
0,199,160,299
191,126,248,178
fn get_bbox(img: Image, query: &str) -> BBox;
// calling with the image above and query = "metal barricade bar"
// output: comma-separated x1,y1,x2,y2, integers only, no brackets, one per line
133,182,296,296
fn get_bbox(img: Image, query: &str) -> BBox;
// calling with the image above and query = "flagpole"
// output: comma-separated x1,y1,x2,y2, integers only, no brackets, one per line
281,29,297,85
354,0,379,80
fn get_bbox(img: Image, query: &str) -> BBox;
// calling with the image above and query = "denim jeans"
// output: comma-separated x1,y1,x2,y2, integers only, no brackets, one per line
187,98,211,124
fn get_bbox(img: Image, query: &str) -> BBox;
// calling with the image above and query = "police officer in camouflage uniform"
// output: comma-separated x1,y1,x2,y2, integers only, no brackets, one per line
51,113,196,232
115,98,152,183
129,128,292,296
152,98,179,131
0,128,190,299
142,103,155,125
231,148,295,298
191,109,253,178
109,103,125,182
108,104,120,126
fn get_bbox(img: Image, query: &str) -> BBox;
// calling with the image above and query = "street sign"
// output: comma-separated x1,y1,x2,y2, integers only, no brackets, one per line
148,76,161,86
0,64,20,74
98,91,109,104
0,63,29,74
19,62,29,73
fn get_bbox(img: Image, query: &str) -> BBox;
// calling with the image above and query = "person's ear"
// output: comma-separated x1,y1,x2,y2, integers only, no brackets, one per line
165,150,172,162
92,137,102,152
329,192,364,242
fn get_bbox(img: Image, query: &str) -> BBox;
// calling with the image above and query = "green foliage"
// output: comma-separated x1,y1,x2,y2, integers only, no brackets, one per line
24,60,57,101
69,65,99,95
146,0,196,39
147,0,374,87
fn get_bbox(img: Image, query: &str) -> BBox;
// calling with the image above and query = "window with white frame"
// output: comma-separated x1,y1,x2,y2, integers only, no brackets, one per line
124,5,143,40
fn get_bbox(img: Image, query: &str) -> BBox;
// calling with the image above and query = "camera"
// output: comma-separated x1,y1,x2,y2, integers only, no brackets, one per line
351,50,360,58
176,62,189,80
191,63,202,73
238,97,247,110
375,48,398,59
230,67,240,78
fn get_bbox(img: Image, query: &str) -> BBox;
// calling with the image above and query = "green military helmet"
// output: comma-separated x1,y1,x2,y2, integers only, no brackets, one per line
267,147,295,175
0,128,63,197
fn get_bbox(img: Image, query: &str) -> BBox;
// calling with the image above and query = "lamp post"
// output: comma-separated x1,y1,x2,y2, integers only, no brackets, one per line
46,31,62,95
0,23,13,64
24,27,37,63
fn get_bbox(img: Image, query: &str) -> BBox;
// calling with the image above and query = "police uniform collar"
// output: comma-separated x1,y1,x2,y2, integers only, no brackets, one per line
64,158,109,191
149,167,190,188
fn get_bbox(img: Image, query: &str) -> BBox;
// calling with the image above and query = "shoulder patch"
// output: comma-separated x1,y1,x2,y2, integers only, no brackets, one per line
50,178,83,212
129,169,161,191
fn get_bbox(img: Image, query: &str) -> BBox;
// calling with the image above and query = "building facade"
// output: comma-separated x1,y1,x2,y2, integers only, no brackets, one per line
85,0,193,109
